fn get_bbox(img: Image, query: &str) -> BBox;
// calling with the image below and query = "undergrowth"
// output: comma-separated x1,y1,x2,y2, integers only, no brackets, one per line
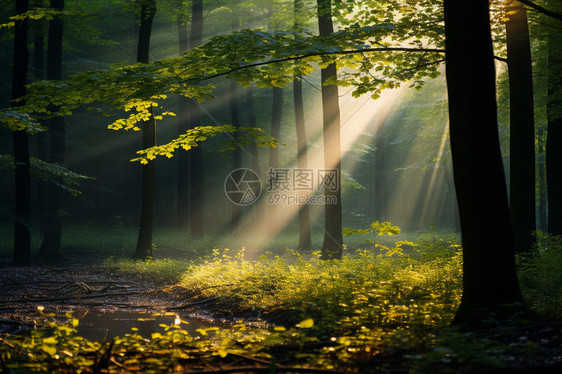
179,241,463,336
2,230,561,373
517,231,562,319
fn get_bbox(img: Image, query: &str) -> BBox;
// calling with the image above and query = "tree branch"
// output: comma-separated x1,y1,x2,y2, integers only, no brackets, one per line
517,0,562,21
188,47,446,83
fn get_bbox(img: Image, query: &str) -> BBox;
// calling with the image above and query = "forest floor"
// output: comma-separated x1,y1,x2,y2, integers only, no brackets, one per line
1,251,562,373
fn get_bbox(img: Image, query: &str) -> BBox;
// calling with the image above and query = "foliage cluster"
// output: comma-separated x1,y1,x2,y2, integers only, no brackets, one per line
105,256,192,283
179,242,463,335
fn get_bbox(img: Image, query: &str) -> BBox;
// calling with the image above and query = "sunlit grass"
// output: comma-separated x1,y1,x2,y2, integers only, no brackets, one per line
178,241,463,334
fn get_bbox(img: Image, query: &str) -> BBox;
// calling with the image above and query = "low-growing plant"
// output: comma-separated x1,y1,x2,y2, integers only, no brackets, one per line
517,231,562,318
179,241,463,336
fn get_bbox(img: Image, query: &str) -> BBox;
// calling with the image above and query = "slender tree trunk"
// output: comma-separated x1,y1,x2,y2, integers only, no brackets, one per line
374,123,386,221
443,0,530,325
39,0,65,262
537,127,547,231
176,2,189,230
187,0,204,238
33,0,48,220
133,0,157,260
230,78,242,232
246,85,264,224
506,4,536,252
294,75,312,250
12,0,32,266
269,87,283,170
246,85,261,175
293,0,312,250
546,13,562,235
317,0,343,260
267,86,283,235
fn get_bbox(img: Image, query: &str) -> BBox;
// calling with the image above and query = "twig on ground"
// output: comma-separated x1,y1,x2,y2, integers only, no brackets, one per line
9,290,145,303
166,297,221,311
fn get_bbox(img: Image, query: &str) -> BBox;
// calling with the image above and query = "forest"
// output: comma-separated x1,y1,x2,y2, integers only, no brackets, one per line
0,0,561,372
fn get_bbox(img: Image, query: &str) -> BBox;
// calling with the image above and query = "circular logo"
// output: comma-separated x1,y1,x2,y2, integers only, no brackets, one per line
224,168,262,206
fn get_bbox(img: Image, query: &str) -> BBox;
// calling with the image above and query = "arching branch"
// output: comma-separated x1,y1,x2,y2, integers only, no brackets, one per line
517,0,562,21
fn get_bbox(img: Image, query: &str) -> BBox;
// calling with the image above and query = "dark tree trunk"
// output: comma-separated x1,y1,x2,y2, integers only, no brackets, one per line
294,75,312,250
39,0,65,262
269,87,283,170
230,78,242,231
187,0,204,238
506,5,536,252
176,1,189,230
374,123,386,221
546,16,562,235
33,0,48,220
443,0,529,325
12,0,32,266
537,128,547,231
246,85,261,175
317,0,343,260
293,0,312,250
267,86,283,235
246,85,264,224
133,0,157,260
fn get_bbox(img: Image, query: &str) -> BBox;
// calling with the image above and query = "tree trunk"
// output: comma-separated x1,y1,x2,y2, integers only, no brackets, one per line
537,128,547,231
506,4,536,252
294,75,312,250
374,123,386,221
443,0,530,325
230,78,242,232
293,0,312,250
176,1,189,230
246,85,261,175
133,0,157,260
12,0,32,266
33,0,48,221
188,0,204,238
39,0,65,262
317,0,343,260
267,86,283,235
546,11,562,235
246,85,264,224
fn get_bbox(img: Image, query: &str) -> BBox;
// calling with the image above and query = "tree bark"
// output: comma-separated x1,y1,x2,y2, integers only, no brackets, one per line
230,78,242,232
246,85,264,225
39,0,65,262
33,0,48,221
176,1,189,230
133,0,157,260
12,0,32,266
317,0,343,260
294,0,312,251
546,8,562,235
267,86,283,235
537,131,547,231
187,0,204,238
443,0,530,325
506,4,536,252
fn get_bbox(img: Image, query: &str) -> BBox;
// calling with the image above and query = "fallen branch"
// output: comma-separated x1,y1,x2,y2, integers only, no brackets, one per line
9,290,145,303
166,297,221,311
180,367,352,374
